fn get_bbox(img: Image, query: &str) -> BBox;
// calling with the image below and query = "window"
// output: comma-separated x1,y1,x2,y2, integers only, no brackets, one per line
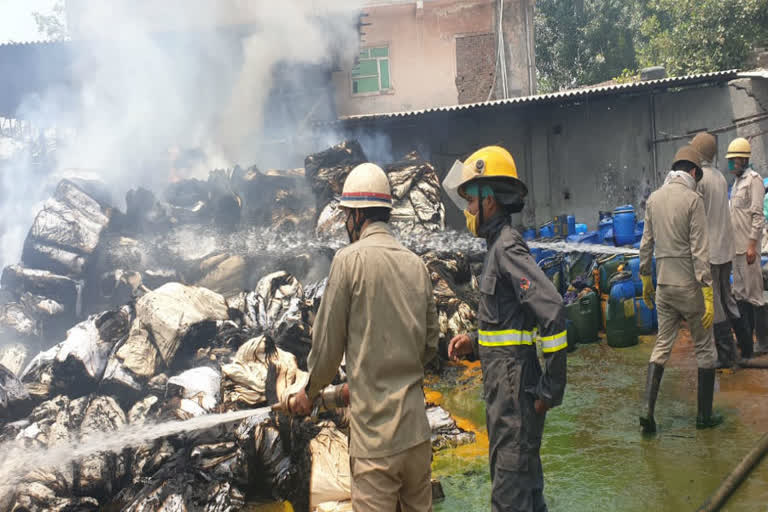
352,46,391,94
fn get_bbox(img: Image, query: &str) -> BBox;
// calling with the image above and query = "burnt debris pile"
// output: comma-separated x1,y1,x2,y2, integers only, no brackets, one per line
0,141,471,511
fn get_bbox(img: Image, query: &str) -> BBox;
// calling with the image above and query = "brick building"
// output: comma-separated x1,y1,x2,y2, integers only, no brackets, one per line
336,0,535,117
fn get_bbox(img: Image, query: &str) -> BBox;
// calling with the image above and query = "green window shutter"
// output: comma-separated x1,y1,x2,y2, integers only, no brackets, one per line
356,59,378,76
370,47,388,58
379,59,390,89
353,77,380,93
359,49,370,59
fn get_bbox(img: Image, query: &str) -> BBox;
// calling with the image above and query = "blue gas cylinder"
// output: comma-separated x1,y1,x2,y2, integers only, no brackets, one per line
567,231,601,245
523,228,537,241
539,222,554,239
567,215,576,235
598,218,614,243
613,205,637,246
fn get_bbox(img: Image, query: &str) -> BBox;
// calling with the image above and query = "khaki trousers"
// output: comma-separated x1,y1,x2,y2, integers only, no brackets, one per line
650,283,717,369
732,253,766,307
350,441,432,512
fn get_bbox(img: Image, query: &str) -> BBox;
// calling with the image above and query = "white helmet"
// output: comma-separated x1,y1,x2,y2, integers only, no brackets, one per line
339,163,393,209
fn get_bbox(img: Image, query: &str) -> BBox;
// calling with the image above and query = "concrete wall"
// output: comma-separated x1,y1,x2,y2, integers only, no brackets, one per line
335,77,768,231
333,0,497,116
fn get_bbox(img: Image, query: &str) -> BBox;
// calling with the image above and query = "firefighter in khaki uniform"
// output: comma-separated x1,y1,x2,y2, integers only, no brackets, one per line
691,132,748,367
638,146,722,434
444,146,567,512
287,163,440,511
727,137,768,357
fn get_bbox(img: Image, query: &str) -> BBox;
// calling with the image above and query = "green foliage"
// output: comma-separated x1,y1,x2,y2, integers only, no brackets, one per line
535,0,768,91
32,0,68,41
535,0,645,92
637,0,768,75
613,68,639,83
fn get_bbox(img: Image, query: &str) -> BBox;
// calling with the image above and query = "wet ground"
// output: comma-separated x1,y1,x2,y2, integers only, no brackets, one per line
430,333,768,512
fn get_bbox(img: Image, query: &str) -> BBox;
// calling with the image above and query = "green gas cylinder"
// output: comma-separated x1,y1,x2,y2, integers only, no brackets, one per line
566,291,600,344
606,271,639,348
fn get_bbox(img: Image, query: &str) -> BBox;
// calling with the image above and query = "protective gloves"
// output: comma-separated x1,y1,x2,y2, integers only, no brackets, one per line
702,286,714,329
641,275,655,310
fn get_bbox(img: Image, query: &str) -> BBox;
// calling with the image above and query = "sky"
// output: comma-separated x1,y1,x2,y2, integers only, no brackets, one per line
0,0,57,43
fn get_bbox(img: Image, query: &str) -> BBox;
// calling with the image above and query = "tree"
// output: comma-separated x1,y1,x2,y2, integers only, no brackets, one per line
637,0,768,75
535,0,645,92
32,0,68,41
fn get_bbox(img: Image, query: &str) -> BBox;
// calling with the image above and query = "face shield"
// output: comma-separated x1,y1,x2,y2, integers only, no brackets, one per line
442,159,469,211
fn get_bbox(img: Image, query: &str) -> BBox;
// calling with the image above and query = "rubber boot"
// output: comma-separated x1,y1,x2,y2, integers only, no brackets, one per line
753,305,768,356
696,368,724,429
713,322,737,368
735,302,755,360
639,362,664,434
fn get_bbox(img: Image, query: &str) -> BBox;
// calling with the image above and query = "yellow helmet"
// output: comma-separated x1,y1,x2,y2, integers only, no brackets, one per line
442,146,527,212
726,137,751,159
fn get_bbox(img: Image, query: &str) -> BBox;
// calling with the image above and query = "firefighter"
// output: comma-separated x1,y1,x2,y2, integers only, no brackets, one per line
727,137,768,357
638,145,721,433
691,132,745,368
287,163,439,511
444,146,567,512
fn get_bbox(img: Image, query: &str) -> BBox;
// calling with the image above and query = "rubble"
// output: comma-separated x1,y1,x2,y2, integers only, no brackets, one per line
0,140,469,511
427,405,476,450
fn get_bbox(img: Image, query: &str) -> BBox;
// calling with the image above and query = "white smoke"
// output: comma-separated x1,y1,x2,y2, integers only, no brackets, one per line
0,0,366,270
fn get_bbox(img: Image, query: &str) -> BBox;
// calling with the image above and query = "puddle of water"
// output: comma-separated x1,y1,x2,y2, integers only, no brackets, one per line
432,340,768,512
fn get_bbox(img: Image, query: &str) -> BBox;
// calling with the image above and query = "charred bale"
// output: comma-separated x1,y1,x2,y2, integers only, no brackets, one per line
0,343,31,377
304,140,367,210
73,396,129,500
1,265,78,310
22,179,112,276
0,302,40,345
133,283,229,370
386,151,445,236
196,254,247,298
122,187,172,234
0,363,32,422
421,251,479,359
50,309,130,398
101,320,161,401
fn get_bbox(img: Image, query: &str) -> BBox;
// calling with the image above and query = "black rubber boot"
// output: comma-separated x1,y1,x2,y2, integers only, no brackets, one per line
753,305,768,356
696,368,724,429
735,302,755,360
639,362,664,434
713,322,737,368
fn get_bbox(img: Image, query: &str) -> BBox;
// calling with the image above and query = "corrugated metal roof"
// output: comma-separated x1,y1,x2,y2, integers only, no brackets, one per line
337,69,740,123
0,39,65,47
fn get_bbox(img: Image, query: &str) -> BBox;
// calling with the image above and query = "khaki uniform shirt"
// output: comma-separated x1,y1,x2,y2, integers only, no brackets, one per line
697,164,734,264
306,222,439,458
729,168,764,255
640,172,712,288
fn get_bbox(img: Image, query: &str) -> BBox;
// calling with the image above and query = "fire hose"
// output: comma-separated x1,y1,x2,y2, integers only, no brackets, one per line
272,382,349,419
697,433,768,511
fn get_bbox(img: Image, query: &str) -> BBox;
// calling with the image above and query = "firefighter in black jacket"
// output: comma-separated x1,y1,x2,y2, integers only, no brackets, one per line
443,146,567,512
